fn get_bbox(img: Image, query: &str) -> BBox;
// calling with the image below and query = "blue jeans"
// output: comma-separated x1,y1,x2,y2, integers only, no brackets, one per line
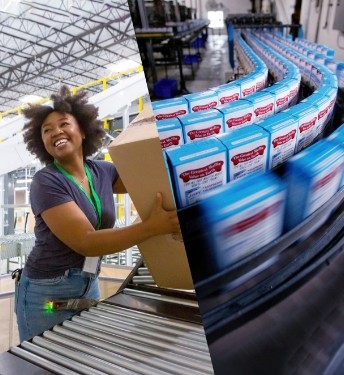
15,268,100,342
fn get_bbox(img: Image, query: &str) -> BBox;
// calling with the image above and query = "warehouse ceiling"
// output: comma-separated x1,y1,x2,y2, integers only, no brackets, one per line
0,0,141,114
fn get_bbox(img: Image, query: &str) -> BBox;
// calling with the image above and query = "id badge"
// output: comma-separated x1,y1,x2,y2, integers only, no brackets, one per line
82,256,101,277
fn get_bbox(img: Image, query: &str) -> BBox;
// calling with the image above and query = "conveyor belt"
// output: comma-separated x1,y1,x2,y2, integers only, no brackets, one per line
0,262,214,375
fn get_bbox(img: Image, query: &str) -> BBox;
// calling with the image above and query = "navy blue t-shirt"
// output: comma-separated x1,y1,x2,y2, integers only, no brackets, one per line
24,159,119,279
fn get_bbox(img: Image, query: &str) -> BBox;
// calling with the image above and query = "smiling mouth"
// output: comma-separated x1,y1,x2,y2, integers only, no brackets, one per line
54,139,68,147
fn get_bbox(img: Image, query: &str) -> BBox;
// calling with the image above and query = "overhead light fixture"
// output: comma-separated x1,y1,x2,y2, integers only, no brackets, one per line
106,59,141,74
20,95,43,104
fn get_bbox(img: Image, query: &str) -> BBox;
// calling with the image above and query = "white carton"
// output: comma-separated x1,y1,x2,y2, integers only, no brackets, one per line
156,118,184,149
212,83,241,105
302,93,329,137
252,69,268,91
313,86,338,123
218,125,269,181
239,75,257,97
285,102,319,152
217,100,254,134
183,90,219,113
179,109,224,143
200,172,286,269
258,112,298,169
246,91,275,122
265,82,290,113
288,78,300,106
284,139,344,230
152,97,189,121
165,138,227,208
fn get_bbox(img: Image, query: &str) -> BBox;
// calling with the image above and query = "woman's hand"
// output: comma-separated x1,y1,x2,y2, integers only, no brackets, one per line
41,192,181,257
144,192,180,237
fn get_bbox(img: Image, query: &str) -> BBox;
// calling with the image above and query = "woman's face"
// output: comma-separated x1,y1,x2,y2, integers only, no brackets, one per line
41,111,85,162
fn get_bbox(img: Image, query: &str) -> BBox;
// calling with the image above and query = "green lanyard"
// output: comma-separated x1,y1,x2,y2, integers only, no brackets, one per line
53,160,102,230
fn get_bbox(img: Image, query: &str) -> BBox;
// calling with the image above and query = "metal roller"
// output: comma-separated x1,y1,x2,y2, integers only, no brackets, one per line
1,258,214,375
71,315,208,362
97,302,205,334
47,326,209,375
79,310,208,352
20,341,106,375
61,319,214,373
41,331,167,375
122,288,198,307
10,346,80,375
132,275,155,284
137,267,151,276
88,306,207,346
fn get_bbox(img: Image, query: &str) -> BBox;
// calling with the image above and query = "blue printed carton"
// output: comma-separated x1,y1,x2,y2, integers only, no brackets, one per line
199,172,286,268
179,109,224,143
216,99,254,134
183,90,219,113
264,81,290,113
301,93,330,137
152,97,189,121
288,78,300,106
258,112,298,169
284,139,344,231
313,86,338,121
238,75,257,98
165,138,227,208
218,125,269,181
246,91,275,123
252,68,268,91
327,123,344,187
285,102,318,152
211,83,241,105
156,118,184,149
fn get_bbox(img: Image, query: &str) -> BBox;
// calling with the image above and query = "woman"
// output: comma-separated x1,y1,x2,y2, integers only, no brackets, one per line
15,86,180,342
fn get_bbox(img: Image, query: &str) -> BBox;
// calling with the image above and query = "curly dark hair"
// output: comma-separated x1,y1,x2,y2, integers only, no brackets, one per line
22,85,105,165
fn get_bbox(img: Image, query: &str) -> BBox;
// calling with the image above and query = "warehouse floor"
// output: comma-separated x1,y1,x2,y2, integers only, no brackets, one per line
154,34,237,97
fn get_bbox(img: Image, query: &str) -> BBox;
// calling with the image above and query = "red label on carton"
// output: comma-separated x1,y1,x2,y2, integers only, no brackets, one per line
318,108,328,120
179,161,224,182
156,110,187,120
299,118,317,133
220,93,240,104
160,136,181,148
192,101,218,112
242,86,255,96
226,113,252,128
272,130,297,148
313,168,339,191
187,125,222,140
231,145,266,165
254,103,274,116
221,201,281,235
276,96,289,107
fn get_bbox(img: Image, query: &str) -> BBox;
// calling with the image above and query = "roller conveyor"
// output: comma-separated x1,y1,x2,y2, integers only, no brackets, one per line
0,261,214,375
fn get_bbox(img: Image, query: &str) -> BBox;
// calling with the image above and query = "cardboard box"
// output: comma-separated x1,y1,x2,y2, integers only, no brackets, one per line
108,105,194,289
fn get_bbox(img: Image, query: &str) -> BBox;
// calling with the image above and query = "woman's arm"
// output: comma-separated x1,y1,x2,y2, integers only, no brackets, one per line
41,192,180,257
